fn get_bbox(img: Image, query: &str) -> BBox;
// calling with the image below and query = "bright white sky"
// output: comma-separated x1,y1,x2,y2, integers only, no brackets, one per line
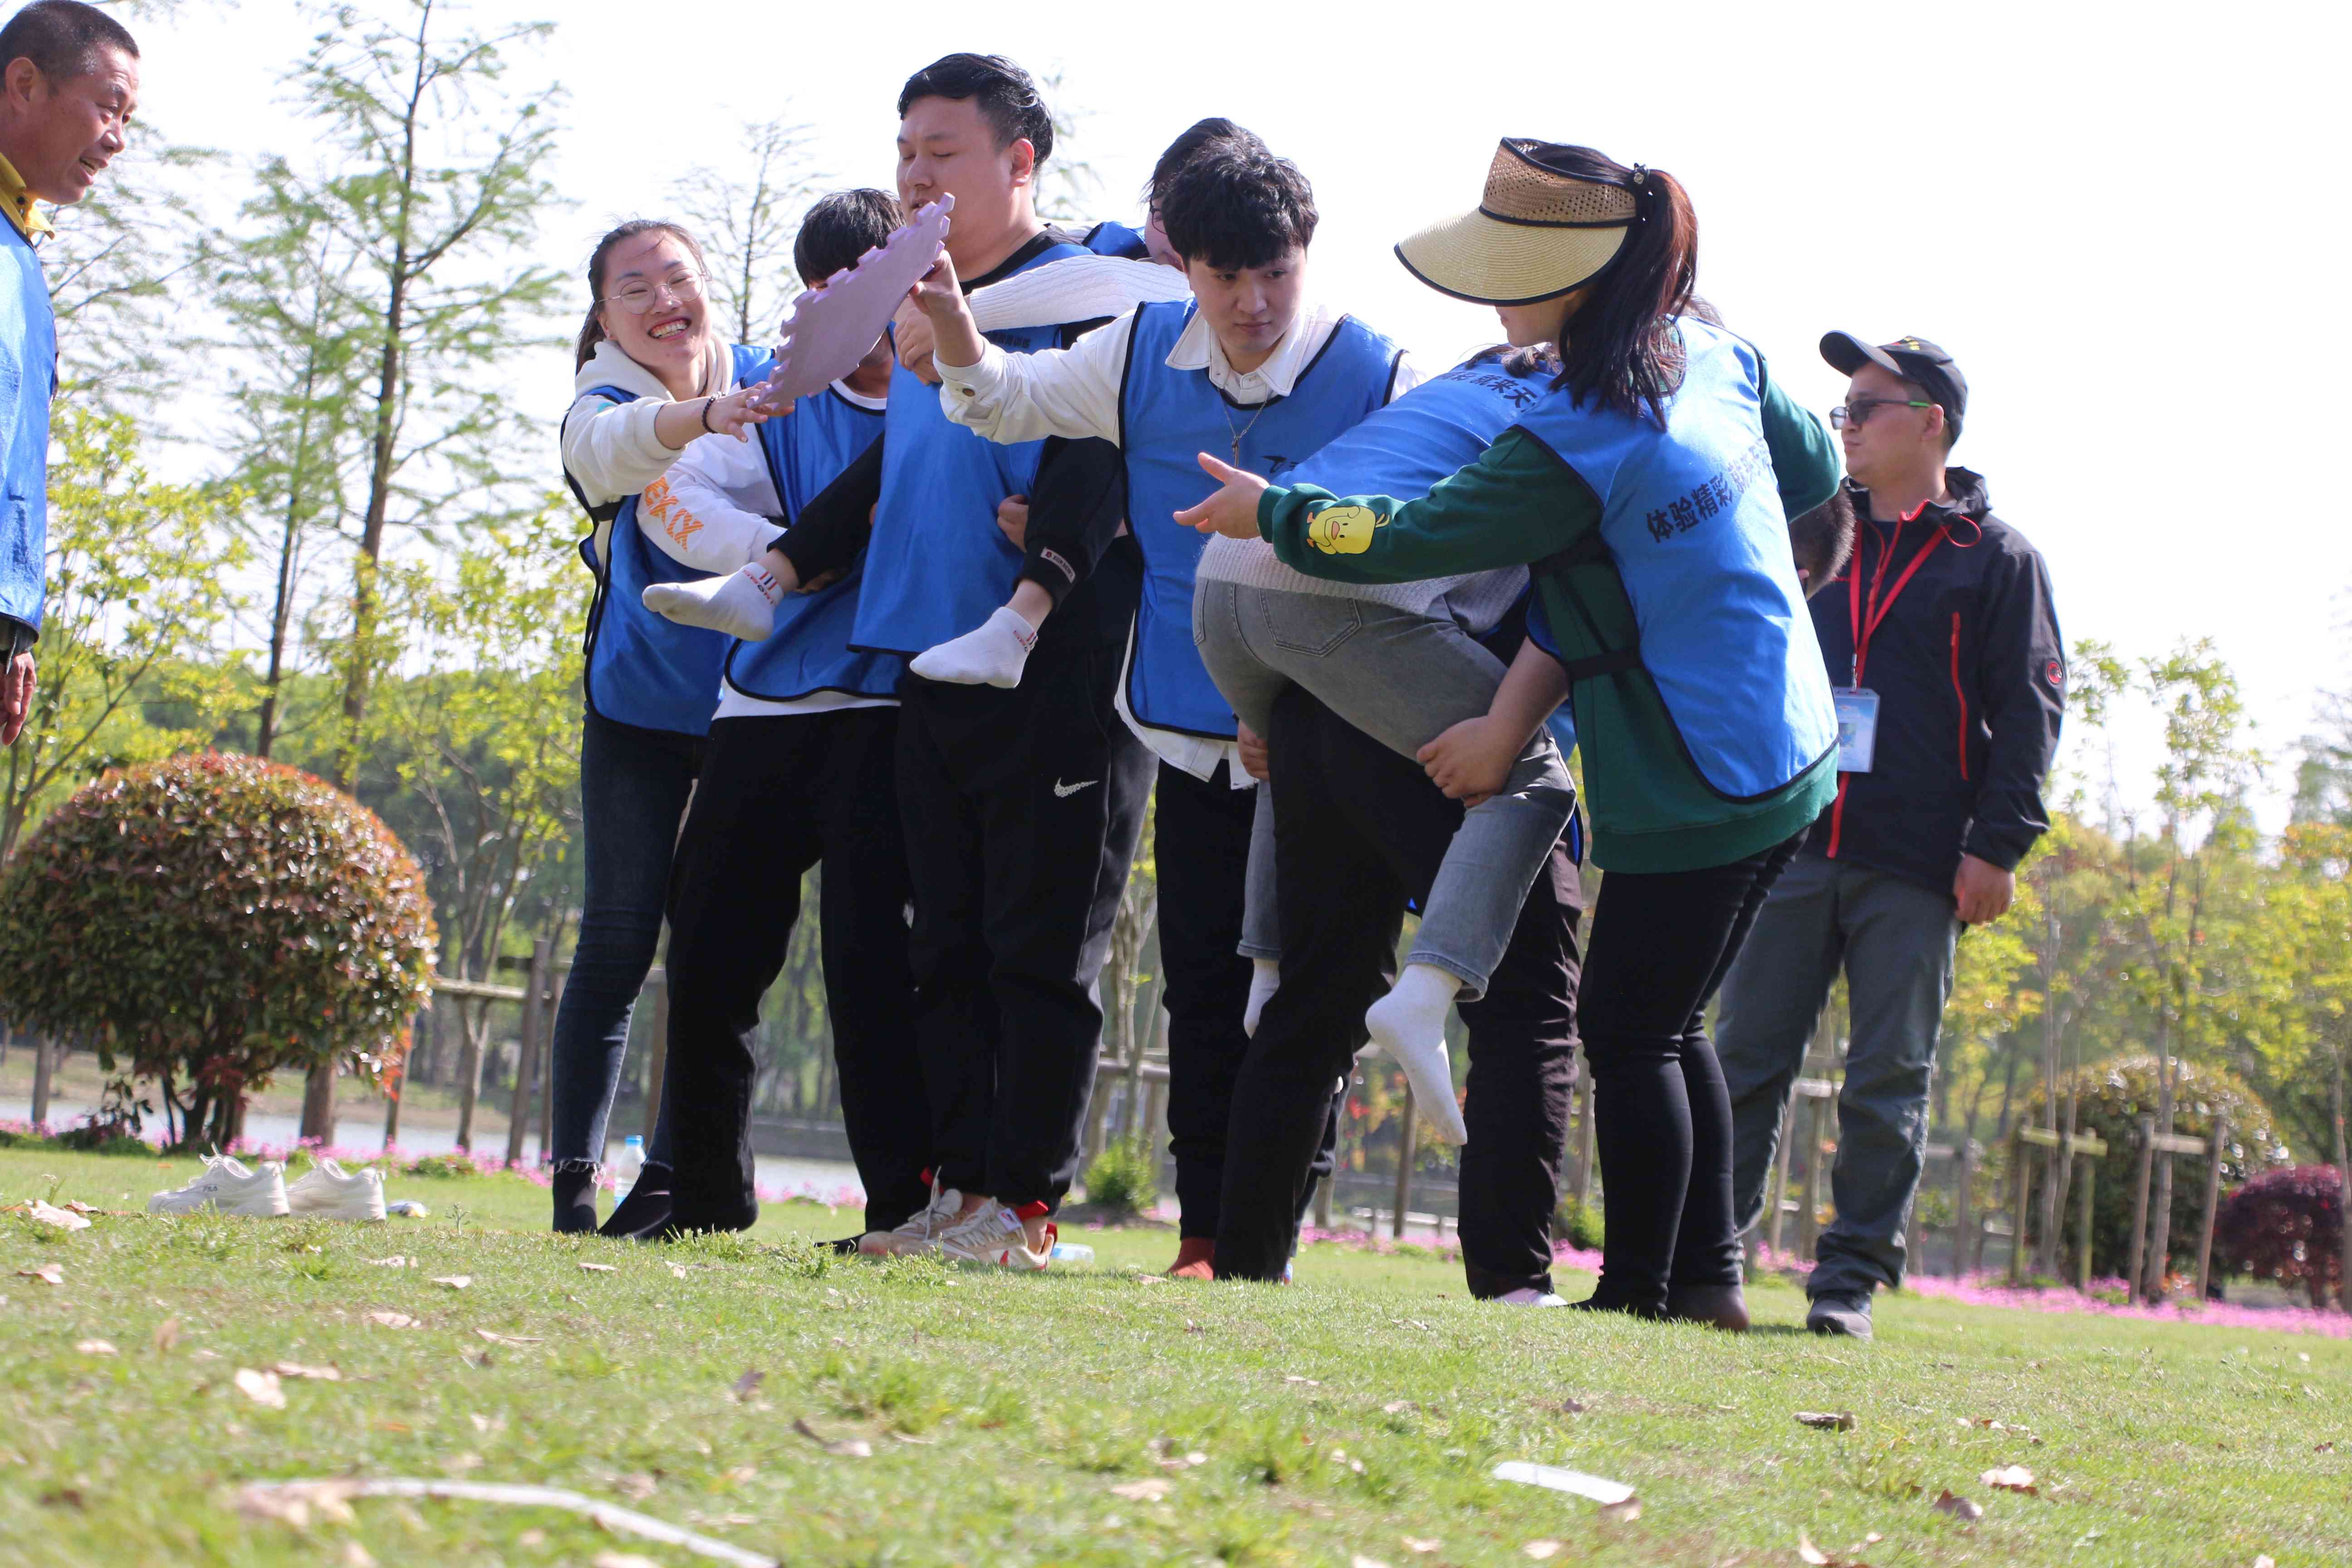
130,0,2348,826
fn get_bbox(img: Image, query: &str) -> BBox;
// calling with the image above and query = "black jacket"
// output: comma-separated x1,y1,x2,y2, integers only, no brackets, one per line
1803,468,2064,896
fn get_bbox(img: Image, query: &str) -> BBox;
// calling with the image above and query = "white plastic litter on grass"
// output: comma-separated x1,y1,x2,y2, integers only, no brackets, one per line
1491,1461,1636,1506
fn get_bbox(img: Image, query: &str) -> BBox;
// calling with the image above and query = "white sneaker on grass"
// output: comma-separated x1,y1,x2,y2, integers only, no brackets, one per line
860,1183,965,1257
286,1158,387,1222
146,1154,289,1218
1492,1286,1567,1307
927,1200,1054,1271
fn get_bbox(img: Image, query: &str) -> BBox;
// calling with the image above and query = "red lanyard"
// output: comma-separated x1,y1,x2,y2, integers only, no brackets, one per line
1847,504,1949,686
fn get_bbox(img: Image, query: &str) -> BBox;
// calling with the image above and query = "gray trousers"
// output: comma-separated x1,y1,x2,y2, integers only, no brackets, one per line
1716,852,1959,1296
1193,578,1573,1000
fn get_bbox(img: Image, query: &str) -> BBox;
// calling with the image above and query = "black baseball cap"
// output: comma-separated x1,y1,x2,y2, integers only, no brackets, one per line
1821,331,1968,426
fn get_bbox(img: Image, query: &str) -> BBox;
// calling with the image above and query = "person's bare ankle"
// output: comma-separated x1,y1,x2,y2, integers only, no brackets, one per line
1020,1213,1051,1251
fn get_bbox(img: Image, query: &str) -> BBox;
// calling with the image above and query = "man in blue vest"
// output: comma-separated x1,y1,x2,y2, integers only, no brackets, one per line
0,1,137,745
906,137,1414,1276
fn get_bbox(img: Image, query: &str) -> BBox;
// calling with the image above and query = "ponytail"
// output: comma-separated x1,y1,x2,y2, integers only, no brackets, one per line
575,219,710,370
1519,145,1698,426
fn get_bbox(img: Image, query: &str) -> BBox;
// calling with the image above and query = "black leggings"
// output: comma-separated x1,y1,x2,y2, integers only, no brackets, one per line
1578,830,1804,1314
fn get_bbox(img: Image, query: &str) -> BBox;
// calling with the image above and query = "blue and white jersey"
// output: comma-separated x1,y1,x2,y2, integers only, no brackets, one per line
0,216,54,637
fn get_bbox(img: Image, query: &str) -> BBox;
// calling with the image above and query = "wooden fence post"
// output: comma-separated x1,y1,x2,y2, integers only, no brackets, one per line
1765,1093,1798,1260
640,967,669,1148
2075,1148,2097,1290
536,966,563,1165
2126,1112,2154,1303
1953,1138,1976,1277
2195,1114,2230,1301
505,938,550,1167
1392,1082,1417,1241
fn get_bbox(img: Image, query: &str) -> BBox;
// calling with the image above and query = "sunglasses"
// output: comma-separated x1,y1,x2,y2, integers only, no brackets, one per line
1830,397,1933,430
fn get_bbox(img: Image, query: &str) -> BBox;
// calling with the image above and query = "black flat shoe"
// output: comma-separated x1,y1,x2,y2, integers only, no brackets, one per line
637,1195,760,1242
598,1163,675,1239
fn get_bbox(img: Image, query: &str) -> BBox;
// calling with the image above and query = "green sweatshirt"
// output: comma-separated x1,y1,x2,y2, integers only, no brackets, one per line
1257,355,1843,873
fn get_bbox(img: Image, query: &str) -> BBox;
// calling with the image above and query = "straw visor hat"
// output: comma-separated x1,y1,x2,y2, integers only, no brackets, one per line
1395,139,1640,307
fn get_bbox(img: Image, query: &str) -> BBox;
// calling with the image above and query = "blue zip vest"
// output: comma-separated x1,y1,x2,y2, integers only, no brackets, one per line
850,239,1090,656
1083,220,1150,260
0,218,55,635
1511,317,1837,800
1117,303,1401,736
565,342,770,735
723,385,898,702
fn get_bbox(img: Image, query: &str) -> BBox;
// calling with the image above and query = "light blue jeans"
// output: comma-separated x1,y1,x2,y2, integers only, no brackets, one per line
1193,580,1573,1000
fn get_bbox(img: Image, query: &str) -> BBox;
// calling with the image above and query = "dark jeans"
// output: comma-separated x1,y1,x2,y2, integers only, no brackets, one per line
659,709,931,1233
1153,759,1256,1240
1217,685,1583,1296
894,588,1153,1212
1577,829,1806,1314
548,707,693,1171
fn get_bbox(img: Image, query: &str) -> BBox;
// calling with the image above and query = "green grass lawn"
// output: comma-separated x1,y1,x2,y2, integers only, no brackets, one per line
1,1146,2345,1568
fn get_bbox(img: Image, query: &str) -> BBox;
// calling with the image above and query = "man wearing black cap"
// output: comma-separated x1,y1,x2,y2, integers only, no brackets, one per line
1715,332,2065,1339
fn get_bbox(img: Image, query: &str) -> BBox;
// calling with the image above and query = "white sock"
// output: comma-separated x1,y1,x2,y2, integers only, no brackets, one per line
910,605,1038,689
1366,963,1467,1145
1242,958,1281,1038
642,564,783,641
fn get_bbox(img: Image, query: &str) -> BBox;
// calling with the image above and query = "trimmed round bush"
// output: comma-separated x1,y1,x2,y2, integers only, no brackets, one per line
0,753,436,1147
2215,1165,2343,1308
2020,1055,2292,1279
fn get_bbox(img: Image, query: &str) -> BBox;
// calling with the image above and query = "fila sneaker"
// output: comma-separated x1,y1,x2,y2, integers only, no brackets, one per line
146,1154,290,1218
860,1180,965,1257
928,1200,1054,1271
285,1158,388,1222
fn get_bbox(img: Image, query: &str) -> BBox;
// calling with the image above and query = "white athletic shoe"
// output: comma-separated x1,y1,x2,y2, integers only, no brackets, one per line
1492,1286,1567,1307
860,1182,966,1257
928,1200,1054,1271
146,1154,290,1218
286,1158,387,1222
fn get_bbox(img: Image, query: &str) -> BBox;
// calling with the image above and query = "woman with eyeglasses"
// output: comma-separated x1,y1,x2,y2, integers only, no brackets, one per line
549,220,777,1234
1184,141,1843,1327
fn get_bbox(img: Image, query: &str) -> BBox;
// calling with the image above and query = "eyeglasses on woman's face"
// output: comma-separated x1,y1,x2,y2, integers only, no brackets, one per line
1830,396,1932,430
598,269,705,315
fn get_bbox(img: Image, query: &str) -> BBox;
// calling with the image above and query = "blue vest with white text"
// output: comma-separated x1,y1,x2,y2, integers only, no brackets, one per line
568,342,769,735
1511,317,1836,799
724,386,897,702
0,218,55,636
850,239,1091,655
1118,303,1400,736
1083,220,1150,260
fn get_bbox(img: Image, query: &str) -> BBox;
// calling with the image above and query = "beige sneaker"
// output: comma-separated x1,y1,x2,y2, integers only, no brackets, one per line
858,1182,965,1257
928,1200,1054,1271
146,1154,289,1218
286,1158,387,1222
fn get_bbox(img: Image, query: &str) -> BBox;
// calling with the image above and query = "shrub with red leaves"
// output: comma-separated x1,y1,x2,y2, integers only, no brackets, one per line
0,753,435,1148
2215,1164,2345,1308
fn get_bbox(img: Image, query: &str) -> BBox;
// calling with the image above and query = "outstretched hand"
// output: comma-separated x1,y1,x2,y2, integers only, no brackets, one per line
1174,452,1270,539
905,249,964,322
707,382,780,437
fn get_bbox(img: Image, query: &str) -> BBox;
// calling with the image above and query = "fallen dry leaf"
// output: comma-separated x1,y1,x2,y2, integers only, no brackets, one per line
274,1362,340,1381
1599,1496,1642,1524
428,1275,471,1290
2254,1557,2277,1568
153,1318,179,1354
2315,1441,2336,1454
469,1412,505,1435
1283,1375,1321,1386
473,1330,542,1347
1980,1465,2036,1495
594,1555,664,1568
720,1464,757,1485
16,1264,62,1286
1932,1489,1984,1521
28,1199,91,1231
1559,1397,1589,1415
614,1472,658,1501
365,1311,418,1329
1111,1478,1172,1502
75,1339,117,1356
1523,1543,1562,1562
365,1256,411,1269
669,1263,689,1279
64,1200,97,1215
732,1368,765,1400
234,1367,287,1409
578,1261,617,1273
1796,1411,1857,1432
793,1416,872,1458
1401,1539,1440,1555
1352,1556,1393,1568
341,1542,375,1568
1382,1400,1415,1414
236,1478,358,1528
1798,1534,1832,1566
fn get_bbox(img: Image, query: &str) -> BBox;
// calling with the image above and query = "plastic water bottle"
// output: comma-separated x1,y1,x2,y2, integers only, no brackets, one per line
1048,1241,1094,1265
614,1135,646,1199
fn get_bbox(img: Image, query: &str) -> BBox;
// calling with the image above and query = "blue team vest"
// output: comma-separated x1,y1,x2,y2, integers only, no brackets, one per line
850,240,1091,655
0,219,54,635
1083,220,1150,260
1510,317,1836,799
1118,303,1401,736
722,386,897,702
567,343,770,735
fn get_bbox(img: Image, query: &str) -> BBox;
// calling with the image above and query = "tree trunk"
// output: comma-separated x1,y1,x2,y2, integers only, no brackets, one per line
2335,1038,2349,1313
2146,1011,2179,1299
299,1058,336,1145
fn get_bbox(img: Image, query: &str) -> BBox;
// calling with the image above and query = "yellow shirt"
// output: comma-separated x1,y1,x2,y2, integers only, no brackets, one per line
0,153,54,242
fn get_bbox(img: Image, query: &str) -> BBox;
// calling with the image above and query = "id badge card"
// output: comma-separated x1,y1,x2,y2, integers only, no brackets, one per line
1833,687,1880,774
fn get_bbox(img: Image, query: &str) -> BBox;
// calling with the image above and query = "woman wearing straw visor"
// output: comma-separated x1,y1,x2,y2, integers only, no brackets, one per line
1184,140,1842,1324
